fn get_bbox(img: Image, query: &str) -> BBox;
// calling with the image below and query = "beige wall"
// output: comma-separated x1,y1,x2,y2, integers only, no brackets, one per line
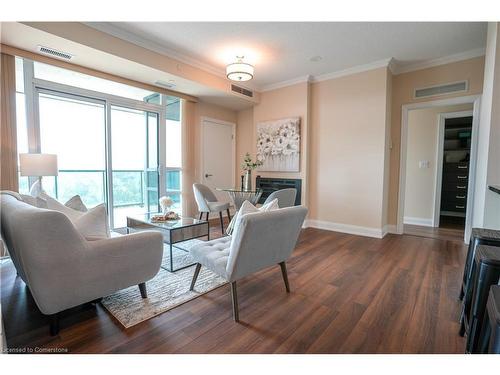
309,67,391,231
404,104,473,223
235,108,254,187
238,82,311,206
388,56,485,225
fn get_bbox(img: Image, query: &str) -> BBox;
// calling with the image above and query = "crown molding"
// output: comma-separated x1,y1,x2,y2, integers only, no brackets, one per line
83,22,228,79
311,58,392,83
260,75,312,92
392,47,486,75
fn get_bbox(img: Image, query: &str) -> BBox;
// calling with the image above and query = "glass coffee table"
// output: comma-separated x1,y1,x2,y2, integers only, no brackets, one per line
126,214,209,272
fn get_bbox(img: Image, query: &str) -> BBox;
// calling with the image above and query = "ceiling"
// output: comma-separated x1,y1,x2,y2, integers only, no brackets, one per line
88,22,488,90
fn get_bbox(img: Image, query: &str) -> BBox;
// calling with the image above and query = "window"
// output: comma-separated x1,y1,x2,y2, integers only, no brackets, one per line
165,96,182,213
15,57,183,229
38,92,106,206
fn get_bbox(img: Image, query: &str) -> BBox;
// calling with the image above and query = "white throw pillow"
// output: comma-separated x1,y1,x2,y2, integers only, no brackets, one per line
227,198,279,238
72,204,110,241
39,192,109,240
40,192,83,221
20,194,48,209
64,195,88,212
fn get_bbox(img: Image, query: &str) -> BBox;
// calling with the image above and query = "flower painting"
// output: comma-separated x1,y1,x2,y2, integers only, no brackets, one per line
256,117,300,172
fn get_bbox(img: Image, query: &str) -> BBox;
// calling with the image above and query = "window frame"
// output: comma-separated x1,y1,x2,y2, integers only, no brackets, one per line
17,58,184,227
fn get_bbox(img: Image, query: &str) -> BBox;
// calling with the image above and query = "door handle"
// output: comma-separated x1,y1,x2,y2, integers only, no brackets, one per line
205,173,213,178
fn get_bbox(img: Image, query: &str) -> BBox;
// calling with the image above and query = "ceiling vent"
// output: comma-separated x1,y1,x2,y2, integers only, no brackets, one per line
37,45,74,61
414,81,468,99
231,84,253,98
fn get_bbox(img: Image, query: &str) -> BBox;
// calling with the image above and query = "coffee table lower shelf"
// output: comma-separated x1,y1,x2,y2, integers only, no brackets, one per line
126,214,210,272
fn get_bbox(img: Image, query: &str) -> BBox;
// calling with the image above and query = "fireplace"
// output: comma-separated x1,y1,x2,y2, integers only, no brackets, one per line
255,176,302,205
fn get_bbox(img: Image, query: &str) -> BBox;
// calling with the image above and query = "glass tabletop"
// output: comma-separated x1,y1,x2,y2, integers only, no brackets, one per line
216,187,262,193
127,213,206,230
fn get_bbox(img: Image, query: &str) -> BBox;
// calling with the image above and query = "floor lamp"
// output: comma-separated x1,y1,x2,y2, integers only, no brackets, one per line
19,153,58,196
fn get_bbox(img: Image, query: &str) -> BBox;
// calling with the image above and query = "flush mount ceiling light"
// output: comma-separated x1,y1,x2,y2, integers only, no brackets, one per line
226,56,254,82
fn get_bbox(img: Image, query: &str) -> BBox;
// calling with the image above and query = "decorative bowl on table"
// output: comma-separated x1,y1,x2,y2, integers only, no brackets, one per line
151,211,180,222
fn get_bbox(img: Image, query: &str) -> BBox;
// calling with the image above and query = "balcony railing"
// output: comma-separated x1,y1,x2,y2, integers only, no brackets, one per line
41,168,181,209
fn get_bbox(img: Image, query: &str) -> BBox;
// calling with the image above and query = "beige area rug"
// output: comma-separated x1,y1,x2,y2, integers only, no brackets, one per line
101,241,227,328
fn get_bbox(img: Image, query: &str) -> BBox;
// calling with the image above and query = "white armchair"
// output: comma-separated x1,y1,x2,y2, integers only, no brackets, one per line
193,183,231,233
189,205,308,321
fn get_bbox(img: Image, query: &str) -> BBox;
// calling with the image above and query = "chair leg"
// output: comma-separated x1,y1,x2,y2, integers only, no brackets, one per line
190,263,202,291
138,282,148,298
219,211,225,233
206,212,209,221
226,208,231,222
49,313,60,336
231,281,239,322
199,212,203,220
279,261,290,293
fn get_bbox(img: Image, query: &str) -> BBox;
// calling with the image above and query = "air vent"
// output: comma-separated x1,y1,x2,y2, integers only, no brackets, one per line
231,84,253,98
414,81,468,99
37,45,73,61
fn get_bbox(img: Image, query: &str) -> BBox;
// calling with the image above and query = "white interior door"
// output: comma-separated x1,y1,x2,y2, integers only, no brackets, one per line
202,118,235,204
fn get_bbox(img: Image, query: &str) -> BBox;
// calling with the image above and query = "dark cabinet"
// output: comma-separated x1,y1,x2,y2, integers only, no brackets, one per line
441,162,469,214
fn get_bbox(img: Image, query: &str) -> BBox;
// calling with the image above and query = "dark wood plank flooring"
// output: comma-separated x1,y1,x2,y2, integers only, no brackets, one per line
1,221,467,353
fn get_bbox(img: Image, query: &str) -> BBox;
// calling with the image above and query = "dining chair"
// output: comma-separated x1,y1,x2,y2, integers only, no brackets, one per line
263,188,297,208
189,205,308,322
193,183,231,233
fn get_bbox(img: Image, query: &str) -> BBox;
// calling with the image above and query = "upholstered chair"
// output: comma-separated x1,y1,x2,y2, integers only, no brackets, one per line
193,183,231,233
189,205,308,321
0,193,163,335
263,188,297,208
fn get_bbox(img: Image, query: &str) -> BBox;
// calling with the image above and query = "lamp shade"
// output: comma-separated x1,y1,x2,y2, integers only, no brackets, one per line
226,58,254,82
19,153,58,177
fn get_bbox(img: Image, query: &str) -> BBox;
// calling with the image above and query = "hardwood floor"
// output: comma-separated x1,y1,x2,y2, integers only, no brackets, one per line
1,223,468,353
404,224,464,242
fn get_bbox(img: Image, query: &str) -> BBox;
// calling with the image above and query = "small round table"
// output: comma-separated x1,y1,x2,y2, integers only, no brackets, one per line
216,188,263,210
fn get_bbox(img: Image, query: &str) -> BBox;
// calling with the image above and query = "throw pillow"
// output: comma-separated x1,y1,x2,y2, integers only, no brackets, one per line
72,204,110,241
64,195,88,212
39,192,109,240
39,192,82,221
20,194,48,209
227,198,279,236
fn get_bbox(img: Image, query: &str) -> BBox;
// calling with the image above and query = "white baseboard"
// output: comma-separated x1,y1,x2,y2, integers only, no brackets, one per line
403,216,434,227
383,224,399,236
304,219,387,239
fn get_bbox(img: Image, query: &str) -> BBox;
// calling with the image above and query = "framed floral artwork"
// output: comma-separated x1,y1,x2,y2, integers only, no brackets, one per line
256,117,300,172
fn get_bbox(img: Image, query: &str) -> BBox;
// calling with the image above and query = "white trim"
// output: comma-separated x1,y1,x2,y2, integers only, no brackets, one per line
393,48,486,75
383,224,398,236
260,75,312,92
311,58,392,83
403,216,434,227
397,95,481,243
199,116,236,193
304,219,386,239
84,22,228,80
434,110,473,227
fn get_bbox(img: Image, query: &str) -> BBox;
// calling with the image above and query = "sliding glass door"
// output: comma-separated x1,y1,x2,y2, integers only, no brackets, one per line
38,90,107,206
110,106,160,228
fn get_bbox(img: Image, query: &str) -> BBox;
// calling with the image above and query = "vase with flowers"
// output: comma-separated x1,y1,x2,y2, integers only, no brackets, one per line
241,153,263,191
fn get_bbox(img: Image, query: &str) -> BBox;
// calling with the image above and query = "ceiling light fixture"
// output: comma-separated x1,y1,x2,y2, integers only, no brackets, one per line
226,56,254,82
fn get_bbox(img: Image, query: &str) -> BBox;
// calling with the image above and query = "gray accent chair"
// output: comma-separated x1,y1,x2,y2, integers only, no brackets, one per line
189,205,308,321
263,188,297,208
0,194,163,335
193,183,231,233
